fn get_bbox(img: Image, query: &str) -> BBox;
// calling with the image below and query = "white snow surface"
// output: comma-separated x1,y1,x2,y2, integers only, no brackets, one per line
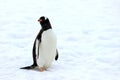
0,0,120,80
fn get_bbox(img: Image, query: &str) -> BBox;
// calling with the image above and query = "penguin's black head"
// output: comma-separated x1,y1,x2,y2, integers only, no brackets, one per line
38,16,52,30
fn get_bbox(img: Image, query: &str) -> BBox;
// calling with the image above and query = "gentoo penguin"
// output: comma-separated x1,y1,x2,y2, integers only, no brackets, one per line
20,16,58,71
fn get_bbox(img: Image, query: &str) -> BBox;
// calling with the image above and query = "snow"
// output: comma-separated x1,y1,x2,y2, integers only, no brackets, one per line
0,0,120,80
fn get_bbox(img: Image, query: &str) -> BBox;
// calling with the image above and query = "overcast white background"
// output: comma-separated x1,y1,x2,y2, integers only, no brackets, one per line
0,0,120,80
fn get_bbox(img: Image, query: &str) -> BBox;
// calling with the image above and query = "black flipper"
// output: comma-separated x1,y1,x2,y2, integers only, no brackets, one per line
55,49,59,60
20,64,37,70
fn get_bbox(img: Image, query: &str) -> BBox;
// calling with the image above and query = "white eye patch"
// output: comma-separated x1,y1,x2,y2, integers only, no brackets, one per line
44,17,48,20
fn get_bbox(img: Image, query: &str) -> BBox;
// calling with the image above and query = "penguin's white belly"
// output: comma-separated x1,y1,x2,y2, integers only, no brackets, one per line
36,29,57,68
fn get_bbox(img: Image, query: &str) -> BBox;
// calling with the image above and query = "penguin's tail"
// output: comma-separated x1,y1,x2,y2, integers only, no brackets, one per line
20,64,37,70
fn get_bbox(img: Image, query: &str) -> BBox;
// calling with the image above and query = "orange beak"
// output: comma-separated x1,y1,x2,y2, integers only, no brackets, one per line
38,19,42,22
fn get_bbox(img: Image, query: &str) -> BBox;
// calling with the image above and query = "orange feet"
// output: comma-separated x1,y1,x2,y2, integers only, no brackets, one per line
39,67,46,72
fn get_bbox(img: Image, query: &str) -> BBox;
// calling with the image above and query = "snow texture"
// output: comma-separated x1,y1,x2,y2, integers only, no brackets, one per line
0,0,120,80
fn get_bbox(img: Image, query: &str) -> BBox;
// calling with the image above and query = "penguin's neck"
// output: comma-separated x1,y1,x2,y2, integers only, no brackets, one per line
42,26,52,31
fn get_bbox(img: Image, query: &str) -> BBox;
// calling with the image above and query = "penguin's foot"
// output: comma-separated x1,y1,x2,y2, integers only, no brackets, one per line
39,67,46,72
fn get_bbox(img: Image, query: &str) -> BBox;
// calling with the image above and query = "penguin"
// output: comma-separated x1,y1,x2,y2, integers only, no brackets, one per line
20,16,59,71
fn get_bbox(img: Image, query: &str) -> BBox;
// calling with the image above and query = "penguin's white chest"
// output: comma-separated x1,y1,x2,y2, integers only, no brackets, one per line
36,29,57,68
